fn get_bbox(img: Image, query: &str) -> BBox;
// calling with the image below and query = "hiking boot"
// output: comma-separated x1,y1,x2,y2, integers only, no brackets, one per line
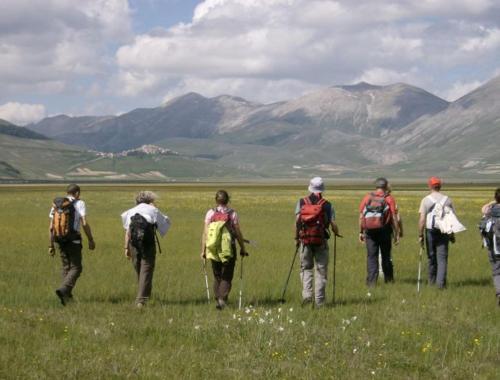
301,297,312,307
497,295,500,308
216,298,226,310
55,289,67,306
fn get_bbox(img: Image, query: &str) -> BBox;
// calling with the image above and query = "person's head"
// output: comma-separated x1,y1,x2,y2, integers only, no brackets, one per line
135,191,158,205
66,183,81,198
308,177,324,194
427,176,442,191
215,190,230,205
495,188,500,203
374,177,388,191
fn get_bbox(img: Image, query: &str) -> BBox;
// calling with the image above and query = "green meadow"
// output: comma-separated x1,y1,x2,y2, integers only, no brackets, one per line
0,184,498,379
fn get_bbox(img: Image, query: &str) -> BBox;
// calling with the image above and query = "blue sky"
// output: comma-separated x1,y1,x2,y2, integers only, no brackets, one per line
0,0,499,125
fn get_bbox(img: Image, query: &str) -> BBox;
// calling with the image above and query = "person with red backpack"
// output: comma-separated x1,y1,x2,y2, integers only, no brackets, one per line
359,178,400,287
201,190,248,310
295,177,340,307
49,184,96,305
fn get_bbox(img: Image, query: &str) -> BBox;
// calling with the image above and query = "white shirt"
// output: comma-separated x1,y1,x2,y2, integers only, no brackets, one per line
121,203,171,236
49,196,86,232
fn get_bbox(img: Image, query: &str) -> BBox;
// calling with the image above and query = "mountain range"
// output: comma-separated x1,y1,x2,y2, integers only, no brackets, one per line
2,76,499,181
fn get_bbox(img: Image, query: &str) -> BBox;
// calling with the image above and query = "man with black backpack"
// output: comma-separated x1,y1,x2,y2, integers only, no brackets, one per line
359,178,400,287
121,191,170,307
49,183,96,305
479,188,500,306
296,177,340,307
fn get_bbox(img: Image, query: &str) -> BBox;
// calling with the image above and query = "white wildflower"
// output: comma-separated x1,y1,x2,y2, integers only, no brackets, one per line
301,321,306,327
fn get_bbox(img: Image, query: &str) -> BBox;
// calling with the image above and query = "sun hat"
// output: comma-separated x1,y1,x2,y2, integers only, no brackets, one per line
428,176,442,187
308,177,325,193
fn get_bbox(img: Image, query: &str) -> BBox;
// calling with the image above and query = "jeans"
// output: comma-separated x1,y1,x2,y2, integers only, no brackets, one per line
426,230,449,288
365,228,393,286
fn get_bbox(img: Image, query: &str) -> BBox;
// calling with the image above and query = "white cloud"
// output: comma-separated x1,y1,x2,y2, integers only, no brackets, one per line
442,80,484,101
115,0,500,103
162,77,317,104
354,67,423,86
0,102,46,125
0,0,132,97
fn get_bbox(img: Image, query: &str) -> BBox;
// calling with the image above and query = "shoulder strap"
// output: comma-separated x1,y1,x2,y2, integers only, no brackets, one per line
303,197,311,205
317,198,326,206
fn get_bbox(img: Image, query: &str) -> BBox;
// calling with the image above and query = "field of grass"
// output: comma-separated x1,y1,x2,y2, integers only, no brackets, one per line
0,184,498,379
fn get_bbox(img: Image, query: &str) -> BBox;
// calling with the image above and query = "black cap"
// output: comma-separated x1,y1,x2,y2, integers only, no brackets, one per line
375,177,388,190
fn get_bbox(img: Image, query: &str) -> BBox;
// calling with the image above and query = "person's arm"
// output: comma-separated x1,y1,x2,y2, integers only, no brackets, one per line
481,201,495,216
233,223,248,256
392,216,400,245
124,229,131,259
48,218,55,256
330,220,340,236
388,197,400,244
358,212,365,243
81,216,96,250
201,223,208,259
418,213,426,247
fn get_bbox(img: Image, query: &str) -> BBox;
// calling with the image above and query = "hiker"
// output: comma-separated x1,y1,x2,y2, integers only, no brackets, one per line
295,177,340,307
201,190,248,310
418,177,457,289
121,191,170,307
479,188,500,306
378,184,403,278
49,183,96,305
359,178,400,286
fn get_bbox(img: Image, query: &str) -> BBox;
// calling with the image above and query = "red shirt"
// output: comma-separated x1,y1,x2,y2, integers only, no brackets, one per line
359,189,397,225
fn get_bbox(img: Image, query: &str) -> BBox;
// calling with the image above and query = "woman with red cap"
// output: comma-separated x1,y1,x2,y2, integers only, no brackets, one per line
418,177,456,289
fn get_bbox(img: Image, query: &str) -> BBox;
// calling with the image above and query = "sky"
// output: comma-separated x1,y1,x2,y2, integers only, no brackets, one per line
0,0,499,125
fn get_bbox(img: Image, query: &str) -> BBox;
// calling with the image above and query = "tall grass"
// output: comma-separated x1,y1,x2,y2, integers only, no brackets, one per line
0,184,498,379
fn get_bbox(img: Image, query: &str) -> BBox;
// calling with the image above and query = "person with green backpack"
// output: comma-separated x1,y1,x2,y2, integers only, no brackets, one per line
201,190,248,310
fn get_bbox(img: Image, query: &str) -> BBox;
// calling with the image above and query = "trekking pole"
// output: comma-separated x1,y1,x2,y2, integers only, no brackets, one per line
417,246,423,293
202,259,210,303
378,248,384,278
332,234,337,305
154,228,162,254
280,244,300,303
331,234,344,304
238,256,244,310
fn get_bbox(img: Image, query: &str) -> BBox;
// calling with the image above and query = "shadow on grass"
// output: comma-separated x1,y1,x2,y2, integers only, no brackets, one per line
451,278,491,287
328,296,384,308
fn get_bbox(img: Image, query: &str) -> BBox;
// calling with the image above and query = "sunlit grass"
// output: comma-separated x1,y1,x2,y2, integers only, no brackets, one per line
0,184,498,378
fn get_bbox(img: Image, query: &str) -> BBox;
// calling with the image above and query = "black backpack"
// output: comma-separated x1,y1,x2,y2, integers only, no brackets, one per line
479,204,500,256
129,213,156,253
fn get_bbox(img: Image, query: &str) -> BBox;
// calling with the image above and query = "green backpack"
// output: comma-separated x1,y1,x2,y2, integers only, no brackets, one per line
205,209,235,263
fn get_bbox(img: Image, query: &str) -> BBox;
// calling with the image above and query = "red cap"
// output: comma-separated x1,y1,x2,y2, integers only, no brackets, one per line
428,176,442,187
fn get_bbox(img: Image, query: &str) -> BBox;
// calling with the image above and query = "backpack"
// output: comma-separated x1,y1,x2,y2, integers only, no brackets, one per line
298,197,327,245
129,213,156,253
362,192,389,231
479,204,500,256
205,209,235,263
52,197,78,243
426,196,466,234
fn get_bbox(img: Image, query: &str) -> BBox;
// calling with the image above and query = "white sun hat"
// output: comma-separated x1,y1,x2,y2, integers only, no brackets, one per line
308,177,325,193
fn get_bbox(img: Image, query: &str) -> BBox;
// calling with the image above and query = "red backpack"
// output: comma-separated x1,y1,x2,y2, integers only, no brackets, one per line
298,197,326,245
362,192,389,231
